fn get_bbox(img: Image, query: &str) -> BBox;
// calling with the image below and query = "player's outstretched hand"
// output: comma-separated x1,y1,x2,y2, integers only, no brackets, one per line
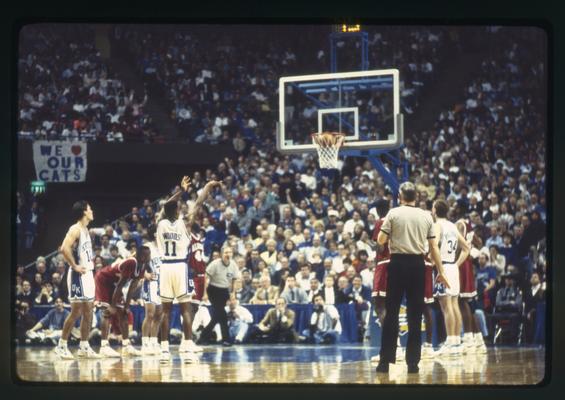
206,179,222,189
181,176,191,192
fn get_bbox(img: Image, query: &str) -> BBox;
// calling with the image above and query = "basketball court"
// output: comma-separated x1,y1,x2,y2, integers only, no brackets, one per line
13,24,549,388
15,345,545,384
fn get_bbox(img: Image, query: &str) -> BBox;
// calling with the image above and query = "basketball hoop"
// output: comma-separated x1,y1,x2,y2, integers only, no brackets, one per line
311,132,345,169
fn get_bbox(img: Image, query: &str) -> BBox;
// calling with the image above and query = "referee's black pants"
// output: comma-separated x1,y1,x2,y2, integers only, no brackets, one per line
379,254,425,365
201,285,230,342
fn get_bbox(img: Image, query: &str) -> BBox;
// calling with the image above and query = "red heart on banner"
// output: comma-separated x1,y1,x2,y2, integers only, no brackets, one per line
71,145,82,156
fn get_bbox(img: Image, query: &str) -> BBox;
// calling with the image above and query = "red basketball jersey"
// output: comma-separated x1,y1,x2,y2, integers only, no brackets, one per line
96,258,142,285
187,232,206,274
372,218,391,262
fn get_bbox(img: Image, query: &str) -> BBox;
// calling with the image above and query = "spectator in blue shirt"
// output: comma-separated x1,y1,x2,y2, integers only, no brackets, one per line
475,253,498,312
25,298,69,345
485,225,504,249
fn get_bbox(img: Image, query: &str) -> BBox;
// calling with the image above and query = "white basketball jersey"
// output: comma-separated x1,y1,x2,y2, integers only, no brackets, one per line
78,225,94,271
146,241,162,280
156,218,190,261
438,219,459,263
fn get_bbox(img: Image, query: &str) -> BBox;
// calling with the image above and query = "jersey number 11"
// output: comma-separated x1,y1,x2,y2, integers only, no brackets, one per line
164,241,177,257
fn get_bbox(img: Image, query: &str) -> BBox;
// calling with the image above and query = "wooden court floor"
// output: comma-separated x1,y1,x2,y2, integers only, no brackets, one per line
14,345,546,385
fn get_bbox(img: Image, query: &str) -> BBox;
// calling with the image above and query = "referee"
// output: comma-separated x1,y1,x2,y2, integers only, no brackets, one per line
199,246,241,346
375,182,449,374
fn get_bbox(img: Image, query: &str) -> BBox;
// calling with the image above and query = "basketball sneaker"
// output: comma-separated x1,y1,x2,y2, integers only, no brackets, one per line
461,339,476,354
178,340,190,353
186,340,203,353
77,346,102,359
141,345,155,357
433,343,450,357
99,345,121,358
54,345,75,360
448,344,462,357
180,352,200,364
421,343,435,360
474,334,488,354
475,341,488,354
122,345,142,357
159,350,171,364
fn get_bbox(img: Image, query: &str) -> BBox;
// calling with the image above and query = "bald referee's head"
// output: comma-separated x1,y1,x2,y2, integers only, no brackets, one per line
399,181,417,204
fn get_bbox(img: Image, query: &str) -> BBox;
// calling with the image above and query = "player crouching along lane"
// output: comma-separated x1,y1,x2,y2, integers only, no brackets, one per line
95,247,151,358
54,201,101,360
156,176,222,363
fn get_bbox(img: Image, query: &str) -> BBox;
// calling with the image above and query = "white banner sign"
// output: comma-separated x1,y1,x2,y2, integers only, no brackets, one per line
32,141,87,182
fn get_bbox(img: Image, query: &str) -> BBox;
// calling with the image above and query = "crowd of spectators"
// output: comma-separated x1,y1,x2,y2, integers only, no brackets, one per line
18,24,158,143
114,25,448,146
16,26,547,346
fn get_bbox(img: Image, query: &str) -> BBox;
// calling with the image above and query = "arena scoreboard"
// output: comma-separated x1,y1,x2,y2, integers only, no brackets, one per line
333,24,362,33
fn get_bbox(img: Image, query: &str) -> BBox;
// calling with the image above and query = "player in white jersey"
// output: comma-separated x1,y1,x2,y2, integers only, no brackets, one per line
431,199,470,357
140,224,165,355
54,200,101,360
156,176,221,363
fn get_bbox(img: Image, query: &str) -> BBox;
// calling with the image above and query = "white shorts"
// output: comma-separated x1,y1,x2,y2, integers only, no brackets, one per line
159,261,194,303
67,269,95,302
142,279,162,306
438,263,460,297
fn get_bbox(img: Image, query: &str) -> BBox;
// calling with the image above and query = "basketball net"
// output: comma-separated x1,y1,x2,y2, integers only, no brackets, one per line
311,132,345,169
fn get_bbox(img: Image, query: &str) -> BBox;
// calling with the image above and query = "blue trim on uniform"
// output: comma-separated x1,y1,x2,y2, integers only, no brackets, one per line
70,269,82,298
142,280,150,302
78,271,84,297
161,259,186,263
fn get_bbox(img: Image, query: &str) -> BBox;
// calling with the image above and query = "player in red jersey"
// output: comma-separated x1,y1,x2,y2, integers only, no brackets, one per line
456,219,487,354
95,246,151,358
186,182,221,353
188,230,206,305
371,199,391,323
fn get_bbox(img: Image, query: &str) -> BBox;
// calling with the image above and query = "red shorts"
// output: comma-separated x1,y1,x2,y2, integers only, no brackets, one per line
94,279,124,308
190,274,206,303
459,258,477,298
424,261,434,304
372,260,389,297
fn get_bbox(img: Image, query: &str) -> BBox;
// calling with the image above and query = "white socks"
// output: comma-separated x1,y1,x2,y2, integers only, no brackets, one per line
58,339,67,348
80,340,89,349
161,340,169,352
101,340,109,347
463,332,474,343
474,332,484,344
142,337,149,347
150,337,158,346
122,339,130,347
